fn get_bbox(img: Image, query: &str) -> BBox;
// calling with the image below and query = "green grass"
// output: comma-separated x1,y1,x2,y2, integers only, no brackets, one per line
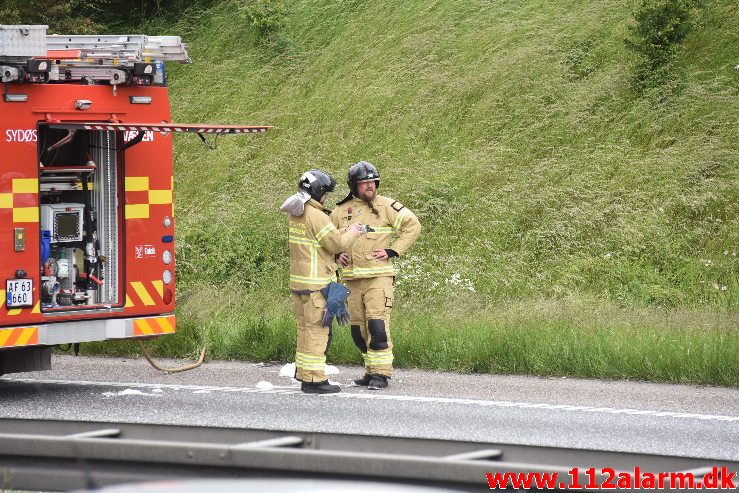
83,0,738,385
85,291,739,386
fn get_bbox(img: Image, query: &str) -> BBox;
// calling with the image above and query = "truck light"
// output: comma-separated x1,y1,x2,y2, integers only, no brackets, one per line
163,288,173,305
163,250,172,265
130,96,152,104
4,93,28,102
163,270,173,285
163,216,172,228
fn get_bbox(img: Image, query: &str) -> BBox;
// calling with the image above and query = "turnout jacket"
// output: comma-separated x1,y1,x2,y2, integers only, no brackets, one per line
330,195,421,280
288,199,358,290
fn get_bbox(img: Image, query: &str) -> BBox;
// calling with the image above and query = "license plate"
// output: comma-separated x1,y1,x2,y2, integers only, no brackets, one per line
6,279,33,308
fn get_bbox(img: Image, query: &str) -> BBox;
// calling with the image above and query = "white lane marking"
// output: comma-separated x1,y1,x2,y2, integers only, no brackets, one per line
3,376,738,423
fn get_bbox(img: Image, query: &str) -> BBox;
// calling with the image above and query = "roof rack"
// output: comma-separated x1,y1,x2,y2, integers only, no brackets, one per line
0,25,191,86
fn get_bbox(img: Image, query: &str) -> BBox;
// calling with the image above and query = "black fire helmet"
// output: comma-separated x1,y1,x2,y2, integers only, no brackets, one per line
299,169,337,202
347,161,380,196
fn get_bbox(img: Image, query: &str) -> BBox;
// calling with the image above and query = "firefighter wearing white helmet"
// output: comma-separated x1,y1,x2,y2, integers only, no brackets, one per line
280,169,365,394
330,161,421,390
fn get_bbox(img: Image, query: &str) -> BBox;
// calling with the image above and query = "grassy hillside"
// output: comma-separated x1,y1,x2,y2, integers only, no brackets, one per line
92,0,738,385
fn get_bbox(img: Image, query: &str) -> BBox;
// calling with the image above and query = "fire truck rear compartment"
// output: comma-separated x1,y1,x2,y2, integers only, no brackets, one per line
37,126,120,312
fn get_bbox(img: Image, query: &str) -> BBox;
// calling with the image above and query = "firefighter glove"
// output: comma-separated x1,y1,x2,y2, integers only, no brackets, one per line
320,281,351,328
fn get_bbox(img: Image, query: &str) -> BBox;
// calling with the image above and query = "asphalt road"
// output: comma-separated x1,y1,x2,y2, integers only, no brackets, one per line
1,355,737,461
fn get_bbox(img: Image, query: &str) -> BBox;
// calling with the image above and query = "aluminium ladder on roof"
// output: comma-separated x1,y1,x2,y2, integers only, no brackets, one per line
0,26,191,85
46,34,191,64
0,26,190,72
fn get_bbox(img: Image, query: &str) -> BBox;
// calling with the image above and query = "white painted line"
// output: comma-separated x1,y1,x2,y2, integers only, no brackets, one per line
3,376,737,422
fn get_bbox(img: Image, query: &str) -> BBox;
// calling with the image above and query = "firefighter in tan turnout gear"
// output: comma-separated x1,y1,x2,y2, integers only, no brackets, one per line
281,169,365,394
330,161,421,390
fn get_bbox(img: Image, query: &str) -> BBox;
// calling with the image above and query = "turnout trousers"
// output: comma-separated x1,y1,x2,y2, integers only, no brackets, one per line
292,291,331,383
345,276,394,377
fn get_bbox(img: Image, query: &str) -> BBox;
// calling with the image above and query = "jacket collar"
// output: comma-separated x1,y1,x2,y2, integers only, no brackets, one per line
306,198,325,211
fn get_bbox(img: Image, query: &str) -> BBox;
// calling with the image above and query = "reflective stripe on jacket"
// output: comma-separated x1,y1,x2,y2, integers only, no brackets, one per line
330,195,421,280
289,199,358,290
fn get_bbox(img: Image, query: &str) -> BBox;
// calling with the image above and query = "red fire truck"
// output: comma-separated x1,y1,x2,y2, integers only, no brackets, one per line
0,25,269,375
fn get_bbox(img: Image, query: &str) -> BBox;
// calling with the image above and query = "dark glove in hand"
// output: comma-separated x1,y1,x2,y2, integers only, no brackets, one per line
320,281,351,328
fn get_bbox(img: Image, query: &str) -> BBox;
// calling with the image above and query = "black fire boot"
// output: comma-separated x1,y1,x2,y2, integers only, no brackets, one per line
301,380,341,394
353,373,372,386
368,375,389,390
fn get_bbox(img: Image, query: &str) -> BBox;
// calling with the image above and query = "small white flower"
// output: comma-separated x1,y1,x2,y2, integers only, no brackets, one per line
658,207,664,213
604,253,612,259
721,285,727,291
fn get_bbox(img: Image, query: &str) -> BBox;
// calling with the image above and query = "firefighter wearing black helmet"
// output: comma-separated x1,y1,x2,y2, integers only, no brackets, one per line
281,169,365,394
330,161,421,390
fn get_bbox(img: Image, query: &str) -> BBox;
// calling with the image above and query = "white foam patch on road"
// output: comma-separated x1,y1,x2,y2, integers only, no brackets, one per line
277,362,339,376
102,388,157,397
279,363,295,377
5,376,738,423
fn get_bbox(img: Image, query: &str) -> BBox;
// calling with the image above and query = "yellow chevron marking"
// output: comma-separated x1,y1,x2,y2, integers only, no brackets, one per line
12,178,38,194
0,193,12,208
16,328,37,346
125,176,149,192
131,282,155,306
125,294,134,308
7,308,22,316
148,189,172,205
155,317,175,333
0,330,11,346
152,280,163,297
31,301,40,314
135,319,154,335
13,207,39,223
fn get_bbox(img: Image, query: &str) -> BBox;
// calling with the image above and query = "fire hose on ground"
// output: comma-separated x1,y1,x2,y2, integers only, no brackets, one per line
137,340,207,373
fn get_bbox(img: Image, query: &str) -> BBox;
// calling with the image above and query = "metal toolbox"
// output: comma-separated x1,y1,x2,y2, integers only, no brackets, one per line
0,25,47,57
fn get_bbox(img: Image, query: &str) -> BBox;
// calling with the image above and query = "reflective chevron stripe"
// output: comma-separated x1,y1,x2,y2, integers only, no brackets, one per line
0,326,39,347
131,281,156,306
133,315,175,336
